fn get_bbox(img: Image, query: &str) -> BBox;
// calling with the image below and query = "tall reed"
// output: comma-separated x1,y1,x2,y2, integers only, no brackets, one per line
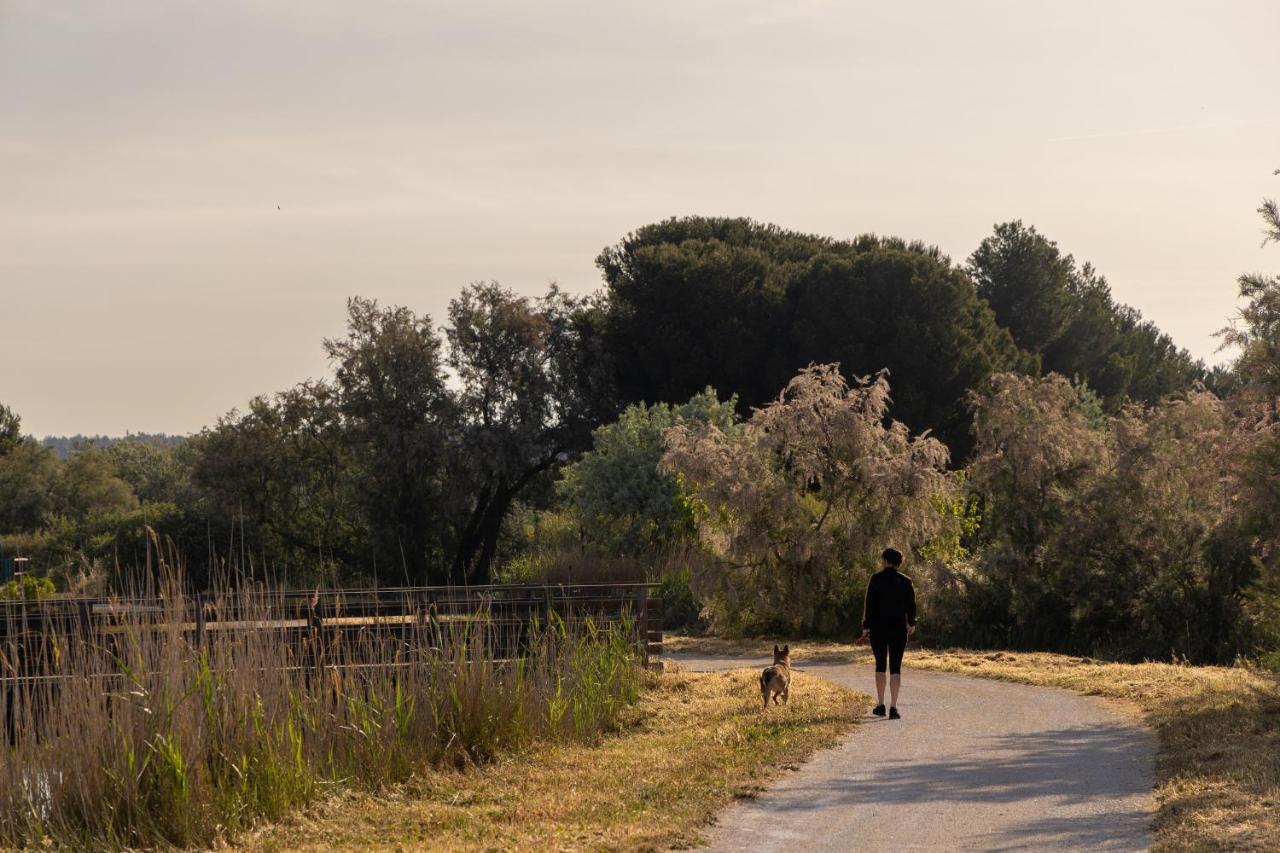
0,553,640,848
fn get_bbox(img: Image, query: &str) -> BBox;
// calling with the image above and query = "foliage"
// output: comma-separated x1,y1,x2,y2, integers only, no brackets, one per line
559,389,739,556
445,283,616,584
661,364,954,635
193,382,365,585
1221,176,1280,666
599,217,1028,454
2,502,189,587
968,221,1204,410
0,402,20,457
40,432,185,461
958,373,1249,661
1218,271,1280,413
325,297,456,583
656,568,703,631
54,446,137,521
104,439,193,504
0,573,55,601
918,472,982,564
0,438,61,533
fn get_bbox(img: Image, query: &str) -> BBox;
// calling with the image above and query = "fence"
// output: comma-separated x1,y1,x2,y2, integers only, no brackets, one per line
0,582,665,690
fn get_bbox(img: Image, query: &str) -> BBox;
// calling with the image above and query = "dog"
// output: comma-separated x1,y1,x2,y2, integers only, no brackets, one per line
760,644,792,709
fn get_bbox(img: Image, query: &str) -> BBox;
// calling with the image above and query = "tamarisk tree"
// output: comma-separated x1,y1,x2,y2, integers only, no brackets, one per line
660,364,954,634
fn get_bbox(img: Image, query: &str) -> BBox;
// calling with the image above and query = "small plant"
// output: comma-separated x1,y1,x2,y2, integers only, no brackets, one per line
0,573,55,601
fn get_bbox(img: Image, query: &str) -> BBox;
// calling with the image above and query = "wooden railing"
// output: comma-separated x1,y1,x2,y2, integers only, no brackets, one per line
0,583,665,688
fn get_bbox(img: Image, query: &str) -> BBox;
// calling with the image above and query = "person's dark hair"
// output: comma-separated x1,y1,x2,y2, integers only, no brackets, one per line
881,547,904,567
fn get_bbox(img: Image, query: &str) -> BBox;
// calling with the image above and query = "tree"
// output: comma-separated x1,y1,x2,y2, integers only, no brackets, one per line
962,373,1251,661
964,373,1109,648
1219,272,1280,416
0,439,60,533
55,447,137,522
325,298,456,584
105,440,192,505
600,218,1027,455
559,389,739,556
1048,392,1242,661
446,283,615,584
1222,172,1280,665
968,221,1077,355
787,240,1031,453
661,364,954,634
0,403,20,457
968,221,1204,409
193,381,362,581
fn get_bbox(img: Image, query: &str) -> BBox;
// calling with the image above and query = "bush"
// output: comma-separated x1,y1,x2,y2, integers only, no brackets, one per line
656,568,703,632
963,374,1253,662
558,390,738,558
0,574,55,601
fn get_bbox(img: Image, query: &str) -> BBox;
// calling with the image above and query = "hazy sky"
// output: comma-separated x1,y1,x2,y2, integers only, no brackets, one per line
2,1,1278,437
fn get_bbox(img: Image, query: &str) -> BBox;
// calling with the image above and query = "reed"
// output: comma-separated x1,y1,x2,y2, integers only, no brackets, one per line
0,548,640,848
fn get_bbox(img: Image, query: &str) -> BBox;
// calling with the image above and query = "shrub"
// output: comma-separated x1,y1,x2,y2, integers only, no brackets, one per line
0,574,55,601
962,374,1252,662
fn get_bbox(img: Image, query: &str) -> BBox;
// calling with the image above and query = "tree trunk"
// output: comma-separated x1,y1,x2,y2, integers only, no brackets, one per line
464,487,513,586
451,484,494,584
453,454,561,585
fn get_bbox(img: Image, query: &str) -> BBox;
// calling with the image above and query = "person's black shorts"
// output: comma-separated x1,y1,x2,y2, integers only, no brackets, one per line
870,629,907,674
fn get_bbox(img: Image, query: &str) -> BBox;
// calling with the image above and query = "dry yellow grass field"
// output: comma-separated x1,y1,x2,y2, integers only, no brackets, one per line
243,668,866,852
666,635,1280,852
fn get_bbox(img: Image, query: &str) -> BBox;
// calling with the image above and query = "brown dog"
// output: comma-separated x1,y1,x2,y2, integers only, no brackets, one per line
760,644,792,709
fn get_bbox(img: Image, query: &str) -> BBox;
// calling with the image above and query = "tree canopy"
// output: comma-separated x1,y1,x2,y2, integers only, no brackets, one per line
968,221,1204,409
0,404,21,457
599,217,1029,454
661,364,955,634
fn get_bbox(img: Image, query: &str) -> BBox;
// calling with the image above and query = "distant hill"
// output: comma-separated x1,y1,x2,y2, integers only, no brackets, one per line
40,433,187,460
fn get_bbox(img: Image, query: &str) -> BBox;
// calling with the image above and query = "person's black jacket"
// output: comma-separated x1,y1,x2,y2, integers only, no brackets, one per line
861,567,917,633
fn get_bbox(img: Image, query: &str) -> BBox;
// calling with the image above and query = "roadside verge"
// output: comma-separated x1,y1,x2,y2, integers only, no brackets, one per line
245,668,866,851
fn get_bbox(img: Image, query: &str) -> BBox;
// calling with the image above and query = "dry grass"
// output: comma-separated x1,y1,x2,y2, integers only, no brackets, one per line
0,560,641,849
663,634,863,662
243,668,866,852
666,634,1280,852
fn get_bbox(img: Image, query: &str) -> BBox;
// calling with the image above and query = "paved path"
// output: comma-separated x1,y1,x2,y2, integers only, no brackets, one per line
671,654,1155,852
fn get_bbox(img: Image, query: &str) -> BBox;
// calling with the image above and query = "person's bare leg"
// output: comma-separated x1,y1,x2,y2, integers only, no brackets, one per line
889,674,901,707
875,671,887,705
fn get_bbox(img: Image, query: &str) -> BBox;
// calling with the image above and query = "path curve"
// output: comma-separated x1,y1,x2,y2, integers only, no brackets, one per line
671,654,1154,852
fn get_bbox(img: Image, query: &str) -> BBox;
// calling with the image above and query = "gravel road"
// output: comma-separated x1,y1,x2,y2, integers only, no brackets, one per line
670,654,1155,852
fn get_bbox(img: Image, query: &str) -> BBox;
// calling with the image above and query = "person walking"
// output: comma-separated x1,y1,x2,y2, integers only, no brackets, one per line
857,548,917,719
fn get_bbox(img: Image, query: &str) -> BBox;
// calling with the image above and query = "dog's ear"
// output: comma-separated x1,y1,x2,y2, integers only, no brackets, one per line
773,644,780,655
782,644,790,655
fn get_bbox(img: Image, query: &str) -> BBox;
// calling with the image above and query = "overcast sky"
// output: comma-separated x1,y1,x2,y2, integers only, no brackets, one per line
2,1,1277,437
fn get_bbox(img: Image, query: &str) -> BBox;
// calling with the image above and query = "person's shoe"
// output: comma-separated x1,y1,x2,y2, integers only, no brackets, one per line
872,704,886,717
889,706,901,720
